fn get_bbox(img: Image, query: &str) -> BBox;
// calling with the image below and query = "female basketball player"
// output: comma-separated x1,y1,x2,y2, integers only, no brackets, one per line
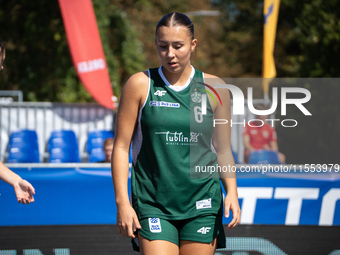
111,12,240,254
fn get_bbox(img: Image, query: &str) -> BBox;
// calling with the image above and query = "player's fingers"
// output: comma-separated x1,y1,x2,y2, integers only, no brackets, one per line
28,191,35,202
27,183,35,195
228,208,241,230
133,216,141,231
127,222,136,238
118,224,128,237
224,201,231,218
227,216,237,230
117,224,123,235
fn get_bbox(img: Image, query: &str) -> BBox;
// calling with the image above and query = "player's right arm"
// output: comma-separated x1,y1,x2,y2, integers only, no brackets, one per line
111,71,149,238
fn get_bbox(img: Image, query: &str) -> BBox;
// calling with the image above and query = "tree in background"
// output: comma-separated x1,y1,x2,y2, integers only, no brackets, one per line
0,0,145,102
210,0,340,163
275,0,340,163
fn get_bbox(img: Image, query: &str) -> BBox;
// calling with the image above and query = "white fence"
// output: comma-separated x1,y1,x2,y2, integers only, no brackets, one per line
0,102,114,162
0,100,270,163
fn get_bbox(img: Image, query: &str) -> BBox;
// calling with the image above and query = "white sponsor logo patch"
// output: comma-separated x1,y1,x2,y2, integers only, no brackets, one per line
154,90,167,96
149,218,162,233
196,198,212,209
197,227,211,234
154,131,201,146
149,101,180,108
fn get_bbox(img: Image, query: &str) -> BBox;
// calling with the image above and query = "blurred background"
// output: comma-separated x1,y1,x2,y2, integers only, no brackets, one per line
1,1,340,254
1,0,339,164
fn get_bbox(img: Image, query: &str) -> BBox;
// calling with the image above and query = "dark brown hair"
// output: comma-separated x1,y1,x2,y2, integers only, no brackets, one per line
156,12,194,40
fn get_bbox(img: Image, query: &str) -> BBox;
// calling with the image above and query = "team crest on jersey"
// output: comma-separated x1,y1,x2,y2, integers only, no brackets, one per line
149,218,162,233
191,91,202,103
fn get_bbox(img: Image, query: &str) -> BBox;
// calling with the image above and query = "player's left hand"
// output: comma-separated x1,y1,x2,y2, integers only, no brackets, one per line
224,193,241,230
13,179,35,204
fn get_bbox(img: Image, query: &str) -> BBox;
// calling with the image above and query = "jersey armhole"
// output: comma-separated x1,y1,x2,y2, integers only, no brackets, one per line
132,70,150,165
139,69,151,112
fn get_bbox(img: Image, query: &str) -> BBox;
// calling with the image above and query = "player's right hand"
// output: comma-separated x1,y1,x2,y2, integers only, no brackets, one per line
116,203,141,238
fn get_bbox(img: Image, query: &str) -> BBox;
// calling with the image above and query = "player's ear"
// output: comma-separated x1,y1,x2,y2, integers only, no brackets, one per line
191,39,197,52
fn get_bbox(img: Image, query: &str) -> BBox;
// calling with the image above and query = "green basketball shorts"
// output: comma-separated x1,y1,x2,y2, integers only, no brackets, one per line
131,215,226,251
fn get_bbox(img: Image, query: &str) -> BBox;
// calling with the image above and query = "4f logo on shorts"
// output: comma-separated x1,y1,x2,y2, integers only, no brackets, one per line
154,90,167,96
197,227,211,234
149,218,162,233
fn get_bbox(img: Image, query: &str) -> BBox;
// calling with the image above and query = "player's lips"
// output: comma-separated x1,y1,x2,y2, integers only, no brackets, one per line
168,62,177,67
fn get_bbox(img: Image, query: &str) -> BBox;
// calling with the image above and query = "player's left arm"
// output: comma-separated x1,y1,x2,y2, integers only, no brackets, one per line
205,74,241,230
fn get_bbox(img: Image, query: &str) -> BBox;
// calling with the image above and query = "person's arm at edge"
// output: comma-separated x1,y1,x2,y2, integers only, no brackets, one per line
206,74,241,230
0,161,35,204
111,71,148,238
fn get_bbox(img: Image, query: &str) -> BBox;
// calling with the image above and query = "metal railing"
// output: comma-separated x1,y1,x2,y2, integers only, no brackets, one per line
0,102,114,162
0,99,270,163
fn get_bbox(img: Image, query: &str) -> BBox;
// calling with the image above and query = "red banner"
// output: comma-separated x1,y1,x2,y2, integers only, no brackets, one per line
58,0,114,109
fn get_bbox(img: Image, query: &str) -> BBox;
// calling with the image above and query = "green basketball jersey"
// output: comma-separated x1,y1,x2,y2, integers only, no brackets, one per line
131,66,223,220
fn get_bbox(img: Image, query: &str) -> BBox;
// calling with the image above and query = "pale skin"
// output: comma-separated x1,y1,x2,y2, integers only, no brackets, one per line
0,46,35,204
111,25,241,255
0,161,35,204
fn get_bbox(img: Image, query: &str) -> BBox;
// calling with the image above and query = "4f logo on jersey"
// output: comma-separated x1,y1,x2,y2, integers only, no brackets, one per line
197,227,211,234
154,90,167,96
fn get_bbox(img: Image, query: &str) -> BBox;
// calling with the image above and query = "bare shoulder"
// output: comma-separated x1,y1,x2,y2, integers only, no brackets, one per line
124,71,149,91
203,73,226,87
204,73,229,95
121,71,149,105
204,73,220,79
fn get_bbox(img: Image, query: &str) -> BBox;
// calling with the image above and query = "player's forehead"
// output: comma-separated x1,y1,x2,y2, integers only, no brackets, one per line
156,25,191,42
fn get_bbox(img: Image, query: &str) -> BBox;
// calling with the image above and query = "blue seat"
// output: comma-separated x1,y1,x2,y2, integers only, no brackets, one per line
7,129,40,163
48,130,80,163
9,129,38,143
49,148,80,163
248,150,280,164
7,146,40,163
86,130,114,163
86,130,114,151
88,148,105,163
48,130,79,151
